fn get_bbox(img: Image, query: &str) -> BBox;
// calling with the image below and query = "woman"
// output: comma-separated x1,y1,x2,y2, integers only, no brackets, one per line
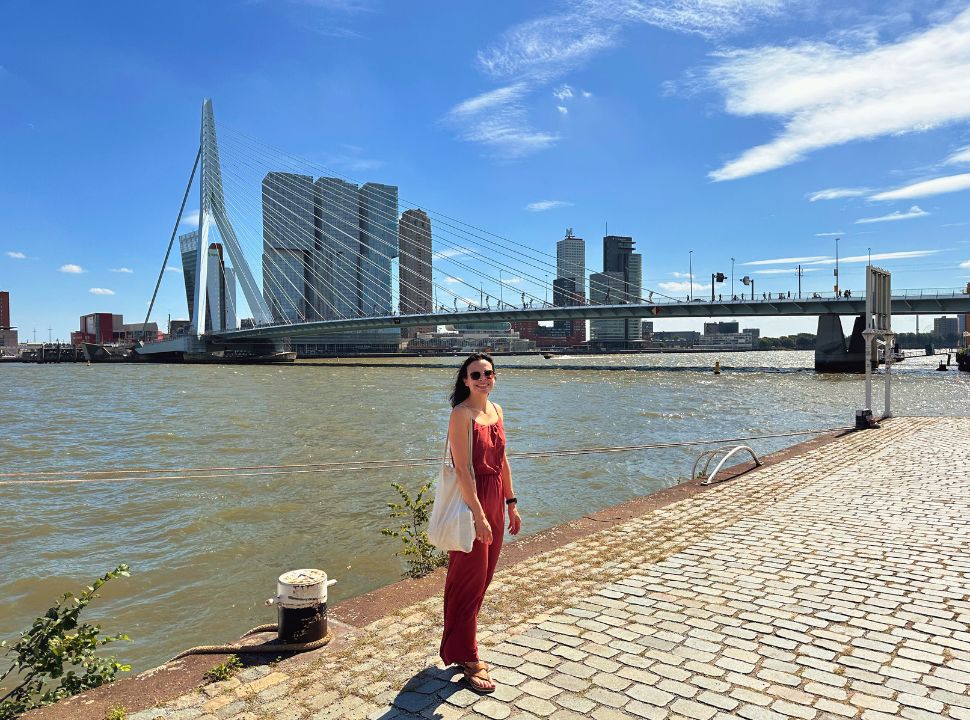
440,353,522,693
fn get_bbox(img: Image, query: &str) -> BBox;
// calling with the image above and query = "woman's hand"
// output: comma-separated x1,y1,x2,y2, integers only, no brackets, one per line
474,513,493,545
508,505,521,536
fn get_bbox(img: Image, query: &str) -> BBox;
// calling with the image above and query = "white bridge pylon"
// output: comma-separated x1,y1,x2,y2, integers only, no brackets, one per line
191,99,271,337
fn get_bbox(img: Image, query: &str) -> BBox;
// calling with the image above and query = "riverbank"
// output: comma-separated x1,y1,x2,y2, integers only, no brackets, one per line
28,415,970,720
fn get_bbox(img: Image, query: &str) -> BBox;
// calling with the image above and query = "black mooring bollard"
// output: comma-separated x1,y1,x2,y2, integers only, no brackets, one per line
266,569,336,644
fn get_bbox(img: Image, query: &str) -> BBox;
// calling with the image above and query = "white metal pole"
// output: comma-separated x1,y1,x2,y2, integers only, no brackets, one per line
864,333,872,411
884,334,893,418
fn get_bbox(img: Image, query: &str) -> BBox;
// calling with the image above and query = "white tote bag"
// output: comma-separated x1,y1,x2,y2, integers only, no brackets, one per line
427,421,475,553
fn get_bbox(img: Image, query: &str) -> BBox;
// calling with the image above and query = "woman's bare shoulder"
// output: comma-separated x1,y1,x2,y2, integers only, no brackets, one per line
493,402,504,419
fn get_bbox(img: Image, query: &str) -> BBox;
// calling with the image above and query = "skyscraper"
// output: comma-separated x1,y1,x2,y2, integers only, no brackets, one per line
358,182,399,316
313,177,360,319
179,231,200,318
262,172,315,323
590,235,643,344
556,231,585,297
554,230,586,338
399,209,433,338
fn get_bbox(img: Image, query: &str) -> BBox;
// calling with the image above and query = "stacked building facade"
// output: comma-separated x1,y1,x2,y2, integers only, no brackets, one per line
398,209,434,338
590,235,643,345
179,230,237,334
553,231,586,340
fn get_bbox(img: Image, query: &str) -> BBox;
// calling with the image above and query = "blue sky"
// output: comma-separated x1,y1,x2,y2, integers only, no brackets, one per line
2,0,970,341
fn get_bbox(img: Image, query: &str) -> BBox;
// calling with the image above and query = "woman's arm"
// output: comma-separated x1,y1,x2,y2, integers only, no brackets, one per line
449,407,492,545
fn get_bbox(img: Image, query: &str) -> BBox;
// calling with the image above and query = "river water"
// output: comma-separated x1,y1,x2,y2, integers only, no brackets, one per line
1,351,967,671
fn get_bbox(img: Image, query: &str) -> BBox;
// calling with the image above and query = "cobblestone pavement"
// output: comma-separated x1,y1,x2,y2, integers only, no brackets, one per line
131,417,970,720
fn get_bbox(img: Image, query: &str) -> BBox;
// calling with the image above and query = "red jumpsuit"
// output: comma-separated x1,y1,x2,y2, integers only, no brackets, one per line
439,416,506,665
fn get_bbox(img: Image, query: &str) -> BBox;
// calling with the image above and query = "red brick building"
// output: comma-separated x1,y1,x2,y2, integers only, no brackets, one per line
511,320,586,348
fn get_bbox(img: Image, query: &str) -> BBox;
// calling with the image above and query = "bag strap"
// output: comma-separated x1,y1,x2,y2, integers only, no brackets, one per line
442,408,477,476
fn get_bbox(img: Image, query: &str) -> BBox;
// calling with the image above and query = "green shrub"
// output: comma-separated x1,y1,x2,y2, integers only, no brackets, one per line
104,705,126,720
0,565,131,720
202,655,242,684
381,482,448,578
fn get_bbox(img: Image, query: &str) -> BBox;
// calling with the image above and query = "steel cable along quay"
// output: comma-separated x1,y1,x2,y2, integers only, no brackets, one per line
0,427,852,486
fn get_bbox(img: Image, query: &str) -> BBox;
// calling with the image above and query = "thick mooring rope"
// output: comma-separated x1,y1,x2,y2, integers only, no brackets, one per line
168,624,334,662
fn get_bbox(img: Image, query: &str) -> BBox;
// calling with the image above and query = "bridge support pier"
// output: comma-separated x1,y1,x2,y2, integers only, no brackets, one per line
815,313,872,372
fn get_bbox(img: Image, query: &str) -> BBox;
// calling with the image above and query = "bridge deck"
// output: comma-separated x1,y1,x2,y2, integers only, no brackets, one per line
213,294,970,340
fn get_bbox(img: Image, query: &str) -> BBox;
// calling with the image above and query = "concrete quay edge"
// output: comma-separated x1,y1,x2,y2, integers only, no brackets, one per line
22,424,852,720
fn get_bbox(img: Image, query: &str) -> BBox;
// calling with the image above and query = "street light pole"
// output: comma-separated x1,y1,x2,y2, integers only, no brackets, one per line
731,257,735,298
797,265,803,299
835,237,840,297
689,250,693,301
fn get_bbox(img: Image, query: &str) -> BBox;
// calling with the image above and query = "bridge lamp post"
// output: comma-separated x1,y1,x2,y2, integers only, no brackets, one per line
711,272,726,302
741,275,754,301
689,250,693,301
731,257,735,298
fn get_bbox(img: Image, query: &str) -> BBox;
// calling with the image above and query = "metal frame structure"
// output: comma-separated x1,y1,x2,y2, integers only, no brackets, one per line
191,99,271,337
862,266,894,419
691,445,762,485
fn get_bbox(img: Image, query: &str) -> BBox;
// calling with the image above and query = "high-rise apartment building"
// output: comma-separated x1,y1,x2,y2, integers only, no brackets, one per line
556,231,585,296
263,174,400,323
179,231,237,332
262,172,316,323
934,316,960,341
590,235,642,344
399,209,433,338
554,231,586,339
313,177,360,320
358,182,399,316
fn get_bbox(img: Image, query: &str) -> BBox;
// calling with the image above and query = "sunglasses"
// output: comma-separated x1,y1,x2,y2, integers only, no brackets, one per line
468,370,496,380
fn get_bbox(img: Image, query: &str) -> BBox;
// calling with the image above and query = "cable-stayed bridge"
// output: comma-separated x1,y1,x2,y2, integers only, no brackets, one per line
136,101,970,367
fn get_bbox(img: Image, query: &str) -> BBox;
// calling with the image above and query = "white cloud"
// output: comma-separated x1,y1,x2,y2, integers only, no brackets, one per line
581,90,592,98
59,263,85,274
815,232,844,237
444,83,559,159
945,145,970,164
432,248,469,259
451,0,790,157
659,280,712,293
742,255,829,266
807,187,870,202
960,259,970,268
553,85,574,102
525,200,573,212
180,209,200,228
805,250,938,264
504,276,524,284
557,106,569,115
869,173,970,201
670,271,693,278
110,267,134,274
89,287,115,296
5,251,26,259
165,265,182,273
855,205,929,224
754,267,817,275
707,7,970,181
445,276,463,284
